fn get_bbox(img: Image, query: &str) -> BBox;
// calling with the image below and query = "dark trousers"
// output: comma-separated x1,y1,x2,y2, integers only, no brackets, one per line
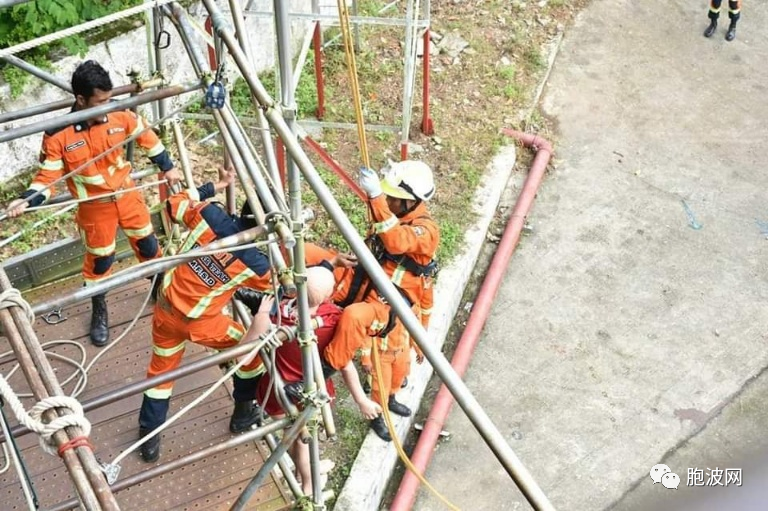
709,0,742,21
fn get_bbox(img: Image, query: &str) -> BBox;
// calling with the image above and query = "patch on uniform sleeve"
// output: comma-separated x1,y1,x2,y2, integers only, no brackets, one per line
65,140,86,152
107,127,125,135
413,226,425,236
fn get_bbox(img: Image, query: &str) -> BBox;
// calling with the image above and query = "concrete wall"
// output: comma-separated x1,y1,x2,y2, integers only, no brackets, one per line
0,0,336,183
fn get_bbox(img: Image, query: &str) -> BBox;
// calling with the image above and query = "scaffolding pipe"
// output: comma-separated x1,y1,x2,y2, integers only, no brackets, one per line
30,224,271,316
1,325,298,444
272,1,327,506
227,0,283,201
0,81,162,125
0,82,200,143
46,417,293,511
391,129,555,510
230,405,315,511
202,4,554,508
0,269,119,511
0,55,72,93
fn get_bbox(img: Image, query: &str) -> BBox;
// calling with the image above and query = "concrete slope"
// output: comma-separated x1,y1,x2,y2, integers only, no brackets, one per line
415,1,768,510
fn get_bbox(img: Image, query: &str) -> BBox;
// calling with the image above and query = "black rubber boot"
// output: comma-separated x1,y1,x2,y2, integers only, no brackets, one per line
370,416,392,442
89,294,109,347
703,19,717,38
400,377,408,389
388,395,412,417
234,287,264,316
138,427,161,463
229,401,263,434
725,20,737,41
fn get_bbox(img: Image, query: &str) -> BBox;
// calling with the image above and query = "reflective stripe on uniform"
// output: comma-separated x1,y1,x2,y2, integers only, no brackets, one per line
174,200,189,223
370,319,389,350
373,214,398,234
187,269,256,319
390,265,406,287
180,221,209,252
226,325,243,342
72,174,107,185
123,223,154,239
146,141,165,157
145,387,173,399
82,235,116,256
106,156,128,177
153,340,187,358
131,116,145,137
40,159,63,171
236,365,265,379
83,276,107,285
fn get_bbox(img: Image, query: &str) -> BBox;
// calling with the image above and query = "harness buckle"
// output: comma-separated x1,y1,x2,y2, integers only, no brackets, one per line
43,307,67,325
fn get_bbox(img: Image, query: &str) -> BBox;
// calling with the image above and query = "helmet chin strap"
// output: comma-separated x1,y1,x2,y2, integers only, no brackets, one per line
394,198,421,218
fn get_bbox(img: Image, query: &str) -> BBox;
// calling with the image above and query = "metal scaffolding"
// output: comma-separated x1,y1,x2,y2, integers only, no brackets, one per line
0,1,553,510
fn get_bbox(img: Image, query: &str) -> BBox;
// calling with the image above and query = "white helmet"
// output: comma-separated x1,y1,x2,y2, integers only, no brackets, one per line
380,160,435,202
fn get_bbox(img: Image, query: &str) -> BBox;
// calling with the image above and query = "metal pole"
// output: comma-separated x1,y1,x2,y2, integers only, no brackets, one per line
227,0,284,201
0,81,161,125
230,406,315,511
45,165,159,206
0,55,72,93
31,224,271,315
170,120,196,187
46,418,293,511
0,82,200,143
202,5,554,507
0,269,119,510
0,399,38,510
273,1,327,505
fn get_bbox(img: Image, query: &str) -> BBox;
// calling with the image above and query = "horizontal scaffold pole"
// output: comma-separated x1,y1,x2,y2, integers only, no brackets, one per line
0,81,201,143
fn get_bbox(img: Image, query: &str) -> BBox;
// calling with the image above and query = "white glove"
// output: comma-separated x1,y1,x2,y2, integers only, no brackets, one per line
358,167,382,199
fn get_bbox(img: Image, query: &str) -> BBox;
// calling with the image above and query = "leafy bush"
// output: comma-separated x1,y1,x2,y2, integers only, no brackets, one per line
0,0,141,96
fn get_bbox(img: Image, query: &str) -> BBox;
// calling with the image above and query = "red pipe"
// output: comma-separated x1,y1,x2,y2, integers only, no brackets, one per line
421,28,434,135
313,22,326,120
204,17,217,71
400,142,409,161
390,128,553,511
275,137,286,189
301,135,367,201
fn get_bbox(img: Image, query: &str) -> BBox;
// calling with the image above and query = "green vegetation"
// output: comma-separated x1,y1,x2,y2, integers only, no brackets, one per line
0,0,142,97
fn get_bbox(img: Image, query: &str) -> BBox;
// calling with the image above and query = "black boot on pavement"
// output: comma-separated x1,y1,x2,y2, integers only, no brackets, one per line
725,20,737,41
229,400,263,434
370,416,392,442
703,19,717,38
234,287,264,316
90,294,109,347
138,428,161,463
388,395,412,417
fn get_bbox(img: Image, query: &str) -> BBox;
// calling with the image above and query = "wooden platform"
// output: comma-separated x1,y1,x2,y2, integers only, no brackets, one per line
0,276,291,511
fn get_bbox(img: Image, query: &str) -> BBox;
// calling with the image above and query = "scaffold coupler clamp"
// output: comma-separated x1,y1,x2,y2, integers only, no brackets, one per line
100,462,121,485
42,307,67,325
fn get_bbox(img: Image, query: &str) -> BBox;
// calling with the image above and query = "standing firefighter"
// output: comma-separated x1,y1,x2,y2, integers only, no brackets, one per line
137,168,272,463
5,60,181,346
323,160,440,441
704,0,741,41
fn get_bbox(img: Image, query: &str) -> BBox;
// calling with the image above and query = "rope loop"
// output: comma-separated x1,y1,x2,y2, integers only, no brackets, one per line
0,289,35,324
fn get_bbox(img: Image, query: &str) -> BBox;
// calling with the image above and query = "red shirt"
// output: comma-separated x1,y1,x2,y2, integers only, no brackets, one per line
256,300,342,416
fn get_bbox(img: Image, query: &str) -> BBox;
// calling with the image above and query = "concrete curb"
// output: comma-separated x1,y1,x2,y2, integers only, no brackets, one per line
334,143,518,510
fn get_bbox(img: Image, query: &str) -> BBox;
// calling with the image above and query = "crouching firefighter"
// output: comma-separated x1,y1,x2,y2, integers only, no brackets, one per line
137,168,274,463
322,160,440,441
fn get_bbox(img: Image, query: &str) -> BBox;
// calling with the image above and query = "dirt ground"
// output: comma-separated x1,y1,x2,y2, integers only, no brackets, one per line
411,1,768,510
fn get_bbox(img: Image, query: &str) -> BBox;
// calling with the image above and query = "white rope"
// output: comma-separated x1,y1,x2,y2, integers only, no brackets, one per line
0,0,176,58
0,289,35,325
102,328,282,483
0,376,91,456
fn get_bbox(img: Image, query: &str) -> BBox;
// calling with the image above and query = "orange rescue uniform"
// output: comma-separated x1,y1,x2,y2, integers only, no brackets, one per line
22,110,173,284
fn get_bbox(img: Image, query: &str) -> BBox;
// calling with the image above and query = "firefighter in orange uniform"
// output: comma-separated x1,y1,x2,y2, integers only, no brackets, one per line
322,161,440,441
137,168,273,463
5,60,181,347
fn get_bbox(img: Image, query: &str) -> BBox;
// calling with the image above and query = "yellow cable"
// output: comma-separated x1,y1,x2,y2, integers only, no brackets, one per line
336,0,370,169
371,339,460,511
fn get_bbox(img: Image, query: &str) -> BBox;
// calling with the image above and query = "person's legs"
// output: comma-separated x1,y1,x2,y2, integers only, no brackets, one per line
77,202,119,346
725,0,741,41
117,191,163,298
387,348,412,417
370,350,394,441
191,316,265,433
704,0,722,37
138,307,188,462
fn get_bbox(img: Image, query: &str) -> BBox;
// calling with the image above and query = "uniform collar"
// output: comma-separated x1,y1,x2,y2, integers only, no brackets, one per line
70,102,108,132
397,200,428,222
